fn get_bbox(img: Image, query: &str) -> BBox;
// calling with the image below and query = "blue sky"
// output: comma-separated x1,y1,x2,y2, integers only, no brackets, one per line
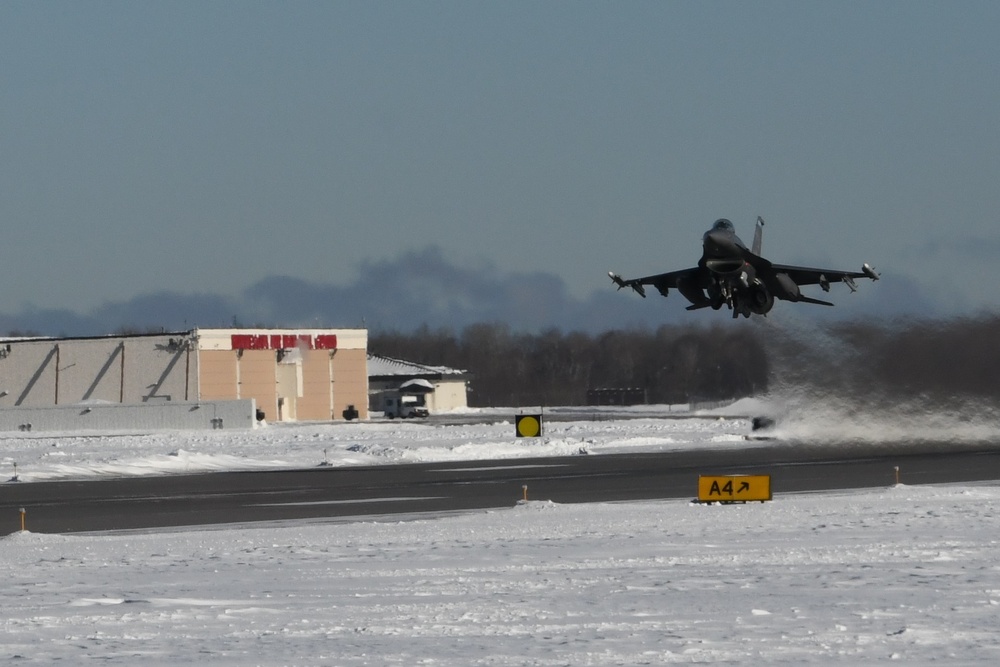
1,2,998,333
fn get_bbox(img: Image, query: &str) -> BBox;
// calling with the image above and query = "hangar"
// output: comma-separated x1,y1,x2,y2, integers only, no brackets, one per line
0,328,368,431
368,354,469,416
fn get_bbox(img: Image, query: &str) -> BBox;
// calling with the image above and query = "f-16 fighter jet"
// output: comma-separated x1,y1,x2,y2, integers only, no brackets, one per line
610,217,879,318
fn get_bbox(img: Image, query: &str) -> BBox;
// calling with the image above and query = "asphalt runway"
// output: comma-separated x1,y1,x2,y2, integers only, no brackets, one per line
3,439,1000,535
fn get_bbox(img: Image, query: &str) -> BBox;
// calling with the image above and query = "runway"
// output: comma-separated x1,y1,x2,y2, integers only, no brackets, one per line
3,438,1000,535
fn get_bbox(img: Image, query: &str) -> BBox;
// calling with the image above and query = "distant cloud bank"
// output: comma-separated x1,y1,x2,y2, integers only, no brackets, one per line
0,247,943,337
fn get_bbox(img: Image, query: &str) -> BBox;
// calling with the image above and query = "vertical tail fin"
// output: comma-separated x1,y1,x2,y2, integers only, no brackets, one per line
752,216,765,255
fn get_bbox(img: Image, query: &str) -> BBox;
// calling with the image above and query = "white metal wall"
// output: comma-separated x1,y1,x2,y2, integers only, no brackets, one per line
0,334,194,409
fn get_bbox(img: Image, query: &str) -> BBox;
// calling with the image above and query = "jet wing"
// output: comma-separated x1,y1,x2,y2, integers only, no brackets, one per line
770,263,874,288
771,264,860,285
609,267,700,298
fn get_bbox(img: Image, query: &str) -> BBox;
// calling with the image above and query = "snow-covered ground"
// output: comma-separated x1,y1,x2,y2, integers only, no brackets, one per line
0,405,755,483
4,402,1000,664
4,484,1000,664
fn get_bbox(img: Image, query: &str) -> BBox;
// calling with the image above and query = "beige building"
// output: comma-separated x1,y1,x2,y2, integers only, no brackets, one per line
0,328,368,423
367,354,469,416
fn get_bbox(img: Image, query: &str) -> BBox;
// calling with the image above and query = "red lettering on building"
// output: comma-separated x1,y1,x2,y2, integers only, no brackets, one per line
230,333,338,351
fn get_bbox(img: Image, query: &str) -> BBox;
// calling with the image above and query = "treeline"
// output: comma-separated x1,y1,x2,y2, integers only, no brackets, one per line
371,314,1000,408
370,323,769,407
12,313,998,408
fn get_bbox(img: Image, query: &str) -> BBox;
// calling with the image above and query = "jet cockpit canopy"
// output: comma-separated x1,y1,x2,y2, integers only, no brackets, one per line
711,218,734,232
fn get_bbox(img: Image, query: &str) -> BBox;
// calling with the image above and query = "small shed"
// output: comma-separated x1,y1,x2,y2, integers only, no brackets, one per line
367,355,469,415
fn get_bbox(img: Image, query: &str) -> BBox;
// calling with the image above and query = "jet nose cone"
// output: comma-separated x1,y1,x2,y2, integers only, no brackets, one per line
703,230,736,255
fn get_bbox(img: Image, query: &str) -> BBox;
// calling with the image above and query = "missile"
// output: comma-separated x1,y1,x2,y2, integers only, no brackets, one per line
862,263,880,281
609,272,646,298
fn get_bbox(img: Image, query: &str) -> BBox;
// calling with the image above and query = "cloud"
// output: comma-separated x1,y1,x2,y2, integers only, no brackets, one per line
244,247,675,332
0,246,955,337
0,306,103,338
803,272,945,323
93,292,240,331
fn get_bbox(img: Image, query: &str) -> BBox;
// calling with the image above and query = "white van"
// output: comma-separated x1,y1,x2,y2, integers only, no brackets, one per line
383,394,429,419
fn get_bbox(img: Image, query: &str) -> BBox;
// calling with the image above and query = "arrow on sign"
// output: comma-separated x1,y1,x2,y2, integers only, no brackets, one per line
738,481,750,493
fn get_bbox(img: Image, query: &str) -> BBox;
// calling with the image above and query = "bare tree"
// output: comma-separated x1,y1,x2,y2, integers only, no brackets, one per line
371,322,770,407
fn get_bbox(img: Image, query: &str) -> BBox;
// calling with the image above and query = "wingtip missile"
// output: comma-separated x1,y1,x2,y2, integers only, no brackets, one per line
862,263,880,281
609,272,646,297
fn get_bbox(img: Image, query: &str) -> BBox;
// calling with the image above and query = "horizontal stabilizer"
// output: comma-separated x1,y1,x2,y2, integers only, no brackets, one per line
797,295,834,307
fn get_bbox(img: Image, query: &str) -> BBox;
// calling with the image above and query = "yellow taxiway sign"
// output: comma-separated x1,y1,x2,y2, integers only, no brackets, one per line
698,475,772,503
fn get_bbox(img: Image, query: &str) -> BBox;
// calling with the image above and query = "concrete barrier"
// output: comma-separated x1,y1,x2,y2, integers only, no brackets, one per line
0,400,256,433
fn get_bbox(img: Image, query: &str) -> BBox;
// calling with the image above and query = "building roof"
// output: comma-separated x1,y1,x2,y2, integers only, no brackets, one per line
367,354,467,379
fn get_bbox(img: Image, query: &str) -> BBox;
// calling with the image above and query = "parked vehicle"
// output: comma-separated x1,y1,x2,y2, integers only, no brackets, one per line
383,394,429,419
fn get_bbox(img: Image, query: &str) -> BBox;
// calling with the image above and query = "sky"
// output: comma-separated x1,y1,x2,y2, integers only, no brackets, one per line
1,1,998,335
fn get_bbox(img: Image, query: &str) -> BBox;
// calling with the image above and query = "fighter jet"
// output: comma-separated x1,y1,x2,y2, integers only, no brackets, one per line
609,217,879,318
